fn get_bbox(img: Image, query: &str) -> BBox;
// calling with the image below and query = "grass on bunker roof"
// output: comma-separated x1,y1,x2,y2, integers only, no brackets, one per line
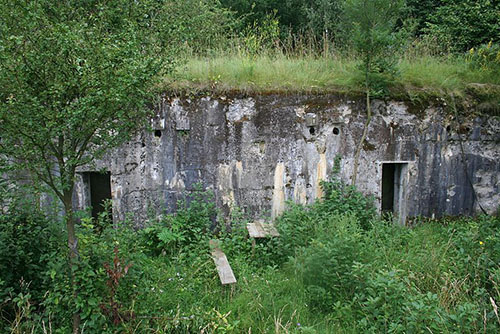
164,53,500,106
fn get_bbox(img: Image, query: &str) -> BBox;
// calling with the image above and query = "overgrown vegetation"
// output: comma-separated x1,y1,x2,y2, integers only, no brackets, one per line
163,0,500,103
1,0,500,332
0,1,233,332
1,179,499,333
168,54,500,96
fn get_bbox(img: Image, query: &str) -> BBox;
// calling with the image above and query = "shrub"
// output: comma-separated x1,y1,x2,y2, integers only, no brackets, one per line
355,269,409,333
273,202,317,263
140,186,217,257
0,212,61,320
318,178,376,230
299,215,365,312
242,11,280,56
468,42,500,73
424,0,500,53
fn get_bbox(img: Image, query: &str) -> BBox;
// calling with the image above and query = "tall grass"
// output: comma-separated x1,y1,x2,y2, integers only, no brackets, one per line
398,55,500,94
169,54,359,93
166,39,500,98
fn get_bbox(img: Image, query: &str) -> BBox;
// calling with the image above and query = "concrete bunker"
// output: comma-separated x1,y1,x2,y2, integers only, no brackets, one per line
73,94,499,225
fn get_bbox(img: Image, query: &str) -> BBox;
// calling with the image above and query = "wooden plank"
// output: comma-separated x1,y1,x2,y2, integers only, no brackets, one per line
247,222,266,238
209,240,236,285
246,220,280,238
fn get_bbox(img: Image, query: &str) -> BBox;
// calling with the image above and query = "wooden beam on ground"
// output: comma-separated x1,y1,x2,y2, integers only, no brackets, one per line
209,240,237,285
246,219,280,238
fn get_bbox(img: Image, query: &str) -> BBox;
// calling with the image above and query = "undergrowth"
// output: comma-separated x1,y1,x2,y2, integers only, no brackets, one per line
1,180,500,333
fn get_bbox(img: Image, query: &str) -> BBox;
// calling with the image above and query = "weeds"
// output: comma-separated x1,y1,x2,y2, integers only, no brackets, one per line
1,182,499,333
100,247,133,325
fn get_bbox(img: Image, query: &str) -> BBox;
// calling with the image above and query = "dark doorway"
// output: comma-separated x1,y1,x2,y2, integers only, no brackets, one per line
382,164,396,214
381,163,409,223
86,172,112,220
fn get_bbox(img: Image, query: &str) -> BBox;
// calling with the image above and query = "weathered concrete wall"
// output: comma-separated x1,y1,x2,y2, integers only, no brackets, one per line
75,94,499,224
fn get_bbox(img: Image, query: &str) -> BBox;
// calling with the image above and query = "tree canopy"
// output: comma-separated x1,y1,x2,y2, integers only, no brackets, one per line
219,0,500,53
425,0,500,52
0,0,167,197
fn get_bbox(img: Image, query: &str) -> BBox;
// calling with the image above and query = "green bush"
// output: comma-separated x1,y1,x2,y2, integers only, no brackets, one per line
425,0,500,53
0,212,62,320
355,269,410,333
140,186,217,257
468,42,500,73
318,178,376,229
274,177,376,264
299,215,365,312
241,11,280,56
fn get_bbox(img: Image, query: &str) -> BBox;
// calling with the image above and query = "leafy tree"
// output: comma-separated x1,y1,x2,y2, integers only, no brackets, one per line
0,0,203,331
220,1,289,28
161,0,234,54
405,0,443,34
219,0,322,37
343,0,405,185
424,0,500,52
302,0,343,41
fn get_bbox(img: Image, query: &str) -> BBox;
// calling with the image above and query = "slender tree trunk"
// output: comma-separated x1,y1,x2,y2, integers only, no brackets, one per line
351,87,372,186
63,189,81,334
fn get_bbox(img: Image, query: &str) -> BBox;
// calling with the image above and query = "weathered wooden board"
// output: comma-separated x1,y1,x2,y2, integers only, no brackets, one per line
209,240,237,285
246,220,279,238
247,222,265,238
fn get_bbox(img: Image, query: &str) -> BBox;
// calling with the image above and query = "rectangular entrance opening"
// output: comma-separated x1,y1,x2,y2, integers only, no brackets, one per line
83,172,112,220
381,162,409,223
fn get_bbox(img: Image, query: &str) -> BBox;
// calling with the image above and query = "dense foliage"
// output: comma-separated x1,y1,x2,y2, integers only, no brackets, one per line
1,0,499,332
217,0,500,53
1,180,499,333
425,0,500,53
0,1,232,332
